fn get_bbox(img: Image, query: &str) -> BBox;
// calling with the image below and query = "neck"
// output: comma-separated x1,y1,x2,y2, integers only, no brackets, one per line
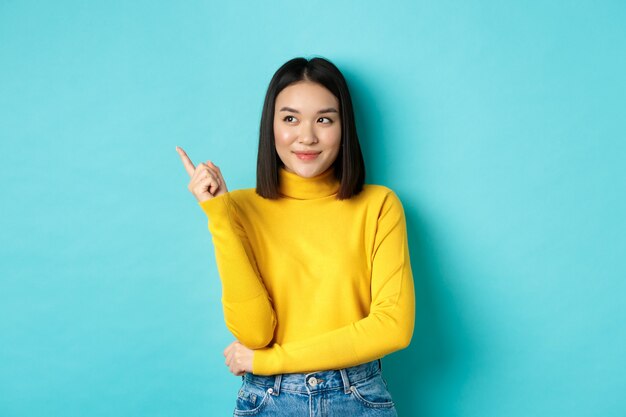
278,166,340,200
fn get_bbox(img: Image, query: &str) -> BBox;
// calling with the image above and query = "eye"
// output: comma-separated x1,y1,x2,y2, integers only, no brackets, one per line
283,115,297,123
318,117,333,124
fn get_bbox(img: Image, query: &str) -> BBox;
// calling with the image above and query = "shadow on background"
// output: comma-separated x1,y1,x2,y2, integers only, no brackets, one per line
384,208,456,417
345,65,472,416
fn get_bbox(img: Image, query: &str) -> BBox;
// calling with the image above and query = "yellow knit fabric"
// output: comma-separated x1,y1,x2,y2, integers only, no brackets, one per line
198,166,415,376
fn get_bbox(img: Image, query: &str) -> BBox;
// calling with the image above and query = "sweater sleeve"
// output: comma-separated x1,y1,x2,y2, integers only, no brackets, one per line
251,190,415,375
198,192,277,349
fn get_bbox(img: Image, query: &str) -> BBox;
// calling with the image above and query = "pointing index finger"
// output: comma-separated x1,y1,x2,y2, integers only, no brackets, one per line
176,146,195,177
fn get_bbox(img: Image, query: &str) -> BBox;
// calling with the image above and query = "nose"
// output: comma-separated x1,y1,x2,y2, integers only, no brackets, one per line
298,122,318,145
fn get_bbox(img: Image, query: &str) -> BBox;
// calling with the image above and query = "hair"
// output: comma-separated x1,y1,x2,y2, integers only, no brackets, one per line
256,57,365,200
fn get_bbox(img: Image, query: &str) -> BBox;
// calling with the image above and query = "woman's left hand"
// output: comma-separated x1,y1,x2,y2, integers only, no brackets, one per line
223,340,254,376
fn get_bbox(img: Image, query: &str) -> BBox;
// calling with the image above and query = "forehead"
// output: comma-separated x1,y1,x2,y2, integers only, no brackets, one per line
275,81,338,108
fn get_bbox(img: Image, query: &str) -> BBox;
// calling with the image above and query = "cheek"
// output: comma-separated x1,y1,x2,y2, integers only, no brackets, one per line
273,130,292,158
273,124,292,145
323,127,342,152
274,135,290,154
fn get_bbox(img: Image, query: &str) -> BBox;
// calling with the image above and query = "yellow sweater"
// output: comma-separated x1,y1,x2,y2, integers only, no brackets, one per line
199,166,415,376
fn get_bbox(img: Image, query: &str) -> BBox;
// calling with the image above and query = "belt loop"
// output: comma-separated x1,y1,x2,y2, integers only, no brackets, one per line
272,374,282,395
339,368,351,394
378,358,382,373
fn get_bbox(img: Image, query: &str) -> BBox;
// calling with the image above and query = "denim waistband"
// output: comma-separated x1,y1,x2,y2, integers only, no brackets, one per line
242,359,382,395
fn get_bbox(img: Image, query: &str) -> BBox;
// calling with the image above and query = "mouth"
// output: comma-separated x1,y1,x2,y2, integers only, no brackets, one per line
293,151,321,161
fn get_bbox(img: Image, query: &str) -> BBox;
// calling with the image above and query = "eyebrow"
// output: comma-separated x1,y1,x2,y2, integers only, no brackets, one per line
279,106,339,114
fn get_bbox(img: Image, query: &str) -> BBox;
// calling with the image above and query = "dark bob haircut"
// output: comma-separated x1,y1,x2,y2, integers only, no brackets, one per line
256,57,365,200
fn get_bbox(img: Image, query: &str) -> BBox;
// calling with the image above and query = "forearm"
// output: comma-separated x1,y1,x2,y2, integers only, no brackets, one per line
199,193,277,348
252,270,415,375
252,307,413,375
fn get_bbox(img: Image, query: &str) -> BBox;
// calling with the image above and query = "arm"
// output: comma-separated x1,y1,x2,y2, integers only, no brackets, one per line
251,191,415,375
199,192,277,349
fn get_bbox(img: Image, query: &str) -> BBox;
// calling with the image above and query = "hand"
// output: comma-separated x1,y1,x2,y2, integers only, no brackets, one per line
223,340,254,377
176,146,228,202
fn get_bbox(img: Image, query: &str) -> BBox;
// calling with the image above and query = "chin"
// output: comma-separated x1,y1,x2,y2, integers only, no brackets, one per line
289,163,328,178
293,168,320,178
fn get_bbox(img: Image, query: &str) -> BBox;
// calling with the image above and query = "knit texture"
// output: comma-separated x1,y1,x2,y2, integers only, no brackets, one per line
199,166,415,375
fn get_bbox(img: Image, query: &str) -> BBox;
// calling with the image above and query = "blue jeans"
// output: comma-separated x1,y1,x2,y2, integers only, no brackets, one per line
232,359,398,416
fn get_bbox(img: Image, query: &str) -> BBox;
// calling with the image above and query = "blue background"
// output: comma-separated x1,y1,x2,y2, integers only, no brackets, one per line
1,1,625,416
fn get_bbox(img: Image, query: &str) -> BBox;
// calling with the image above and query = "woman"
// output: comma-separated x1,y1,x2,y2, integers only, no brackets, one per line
176,57,415,417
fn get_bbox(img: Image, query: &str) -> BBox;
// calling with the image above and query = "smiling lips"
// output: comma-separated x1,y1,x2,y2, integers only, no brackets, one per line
293,151,321,160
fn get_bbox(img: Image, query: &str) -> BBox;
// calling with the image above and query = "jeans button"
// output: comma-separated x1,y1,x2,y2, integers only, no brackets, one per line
308,377,318,387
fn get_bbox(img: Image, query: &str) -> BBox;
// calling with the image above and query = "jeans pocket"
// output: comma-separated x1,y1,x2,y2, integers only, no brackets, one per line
233,382,271,416
349,375,395,409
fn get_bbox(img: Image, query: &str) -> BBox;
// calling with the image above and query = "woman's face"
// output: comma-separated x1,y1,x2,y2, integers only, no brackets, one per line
273,81,341,178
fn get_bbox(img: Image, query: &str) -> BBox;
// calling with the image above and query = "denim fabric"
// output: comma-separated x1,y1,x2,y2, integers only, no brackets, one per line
232,359,397,417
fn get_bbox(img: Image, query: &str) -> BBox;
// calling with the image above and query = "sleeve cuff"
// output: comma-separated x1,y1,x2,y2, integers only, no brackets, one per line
252,346,281,376
198,192,231,219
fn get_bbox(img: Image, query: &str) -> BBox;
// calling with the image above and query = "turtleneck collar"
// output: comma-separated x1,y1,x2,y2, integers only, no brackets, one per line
278,166,340,200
